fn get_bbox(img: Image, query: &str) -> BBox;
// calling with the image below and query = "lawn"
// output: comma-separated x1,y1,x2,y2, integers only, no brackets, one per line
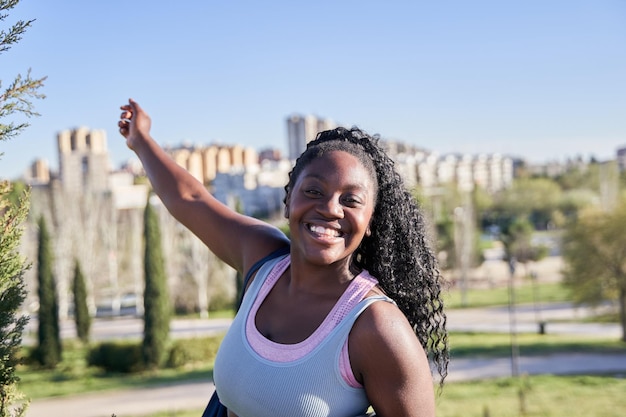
449,332,626,358
444,282,572,309
18,332,626,400
436,374,626,417
131,375,626,417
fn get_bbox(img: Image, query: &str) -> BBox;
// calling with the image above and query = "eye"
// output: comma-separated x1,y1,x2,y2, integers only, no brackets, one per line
304,188,322,197
342,195,363,207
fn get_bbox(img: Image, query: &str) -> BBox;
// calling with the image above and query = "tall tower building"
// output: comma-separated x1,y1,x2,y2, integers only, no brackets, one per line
26,158,50,184
286,114,336,161
57,127,110,192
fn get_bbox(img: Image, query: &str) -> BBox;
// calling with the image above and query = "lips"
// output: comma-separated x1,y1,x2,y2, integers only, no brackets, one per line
307,223,344,238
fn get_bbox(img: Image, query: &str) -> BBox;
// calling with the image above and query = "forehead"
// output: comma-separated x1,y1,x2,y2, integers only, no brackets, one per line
300,150,376,188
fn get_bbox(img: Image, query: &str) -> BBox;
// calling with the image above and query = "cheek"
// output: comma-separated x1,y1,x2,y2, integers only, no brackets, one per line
358,211,375,236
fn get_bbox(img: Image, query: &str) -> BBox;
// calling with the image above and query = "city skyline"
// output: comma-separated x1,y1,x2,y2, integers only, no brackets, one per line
2,1,625,180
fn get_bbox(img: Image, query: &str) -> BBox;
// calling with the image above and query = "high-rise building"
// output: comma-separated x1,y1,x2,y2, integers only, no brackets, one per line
286,114,336,160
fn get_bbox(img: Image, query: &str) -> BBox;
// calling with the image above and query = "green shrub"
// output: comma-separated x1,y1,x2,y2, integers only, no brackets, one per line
166,336,223,368
88,342,144,373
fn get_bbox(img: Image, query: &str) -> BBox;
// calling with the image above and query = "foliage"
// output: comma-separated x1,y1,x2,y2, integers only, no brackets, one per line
71,259,91,343
166,335,222,368
553,161,601,192
20,336,222,399
556,188,599,225
0,1,45,414
562,201,626,341
490,177,563,230
142,198,170,368
0,0,46,147
416,185,483,270
34,216,62,367
88,342,144,374
500,217,548,266
0,182,30,417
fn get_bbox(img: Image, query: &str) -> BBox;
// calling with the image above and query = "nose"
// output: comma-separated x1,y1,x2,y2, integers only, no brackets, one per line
318,195,344,218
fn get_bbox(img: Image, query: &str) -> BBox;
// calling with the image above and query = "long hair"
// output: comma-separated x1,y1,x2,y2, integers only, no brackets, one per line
285,127,449,384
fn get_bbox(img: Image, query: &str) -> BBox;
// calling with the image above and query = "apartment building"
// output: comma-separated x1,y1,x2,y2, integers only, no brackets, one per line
168,143,259,185
286,114,336,160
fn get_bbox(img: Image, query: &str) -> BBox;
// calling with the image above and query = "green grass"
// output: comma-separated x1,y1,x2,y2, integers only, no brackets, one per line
18,338,220,399
132,375,626,417
436,374,626,417
444,282,572,309
450,332,626,358
19,331,625,401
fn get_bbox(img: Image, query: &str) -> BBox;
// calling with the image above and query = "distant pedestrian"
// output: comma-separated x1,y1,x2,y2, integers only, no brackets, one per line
118,98,449,417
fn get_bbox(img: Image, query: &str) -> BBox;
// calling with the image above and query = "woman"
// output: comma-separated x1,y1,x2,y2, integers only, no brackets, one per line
118,99,448,417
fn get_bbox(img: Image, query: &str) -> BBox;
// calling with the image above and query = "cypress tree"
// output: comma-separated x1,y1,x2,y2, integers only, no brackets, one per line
72,259,91,343
35,216,62,368
142,198,170,368
0,182,30,417
1,1,46,412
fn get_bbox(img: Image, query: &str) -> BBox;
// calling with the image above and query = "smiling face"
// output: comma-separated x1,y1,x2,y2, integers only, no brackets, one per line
285,150,377,268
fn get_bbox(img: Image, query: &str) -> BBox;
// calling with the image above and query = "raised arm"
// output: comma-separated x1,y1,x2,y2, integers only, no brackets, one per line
118,98,289,274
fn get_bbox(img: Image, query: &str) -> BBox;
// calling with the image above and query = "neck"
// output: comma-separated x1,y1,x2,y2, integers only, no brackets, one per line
287,254,356,297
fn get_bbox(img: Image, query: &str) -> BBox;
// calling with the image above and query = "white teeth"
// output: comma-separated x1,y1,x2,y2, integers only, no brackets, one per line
309,224,341,237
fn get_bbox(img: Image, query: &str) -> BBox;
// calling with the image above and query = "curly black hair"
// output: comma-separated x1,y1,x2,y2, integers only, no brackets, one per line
284,126,449,385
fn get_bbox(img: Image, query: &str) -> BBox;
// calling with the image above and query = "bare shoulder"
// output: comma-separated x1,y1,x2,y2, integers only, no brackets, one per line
349,299,436,417
350,299,422,356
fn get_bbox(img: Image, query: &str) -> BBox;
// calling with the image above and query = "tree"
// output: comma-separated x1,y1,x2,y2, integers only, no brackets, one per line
142,198,170,368
1,1,45,413
34,216,62,367
562,202,626,342
0,182,30,417
72,259,90,343
0,0,46,146
490,178,562,230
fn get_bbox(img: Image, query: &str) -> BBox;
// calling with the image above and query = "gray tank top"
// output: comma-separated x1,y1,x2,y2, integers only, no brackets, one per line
213,255,390,417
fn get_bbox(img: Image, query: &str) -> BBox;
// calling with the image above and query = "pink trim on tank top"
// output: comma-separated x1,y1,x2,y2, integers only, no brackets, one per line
246,255,378,388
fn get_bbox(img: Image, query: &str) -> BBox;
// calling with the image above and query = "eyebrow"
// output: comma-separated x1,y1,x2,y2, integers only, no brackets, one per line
302,173,371,193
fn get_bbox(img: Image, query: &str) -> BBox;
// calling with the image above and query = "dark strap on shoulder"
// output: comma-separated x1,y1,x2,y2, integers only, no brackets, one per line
236,245,290,310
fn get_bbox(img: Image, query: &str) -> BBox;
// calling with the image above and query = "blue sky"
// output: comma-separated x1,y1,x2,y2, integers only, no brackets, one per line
2,0,625,180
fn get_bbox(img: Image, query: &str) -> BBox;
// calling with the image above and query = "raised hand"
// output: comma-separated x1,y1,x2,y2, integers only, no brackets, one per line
118,98,152,150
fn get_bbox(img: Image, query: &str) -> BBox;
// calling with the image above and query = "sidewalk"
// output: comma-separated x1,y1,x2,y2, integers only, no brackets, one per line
26,351,626,417
26,380,215,417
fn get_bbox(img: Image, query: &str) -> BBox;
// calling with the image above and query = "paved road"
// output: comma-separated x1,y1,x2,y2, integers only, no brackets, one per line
446,302,622,338
23,303,625,417
23,302,621,344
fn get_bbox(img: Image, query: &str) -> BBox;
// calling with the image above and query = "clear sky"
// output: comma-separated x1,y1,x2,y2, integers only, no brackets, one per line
2,0,625,180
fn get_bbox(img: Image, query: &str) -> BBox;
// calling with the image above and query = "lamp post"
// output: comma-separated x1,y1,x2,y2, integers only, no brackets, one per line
508,256,520,377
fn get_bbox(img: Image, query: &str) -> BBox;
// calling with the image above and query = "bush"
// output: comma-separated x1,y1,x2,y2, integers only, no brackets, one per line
88,342,144,373
166,335,223,368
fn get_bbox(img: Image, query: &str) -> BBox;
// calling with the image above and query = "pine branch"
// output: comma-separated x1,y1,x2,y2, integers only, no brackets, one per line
0,70,46,142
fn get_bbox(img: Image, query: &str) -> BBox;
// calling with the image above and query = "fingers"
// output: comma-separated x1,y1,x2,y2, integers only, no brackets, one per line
118,98,150,141
118,120,129,137
119,99,135,137
127,98,143,115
